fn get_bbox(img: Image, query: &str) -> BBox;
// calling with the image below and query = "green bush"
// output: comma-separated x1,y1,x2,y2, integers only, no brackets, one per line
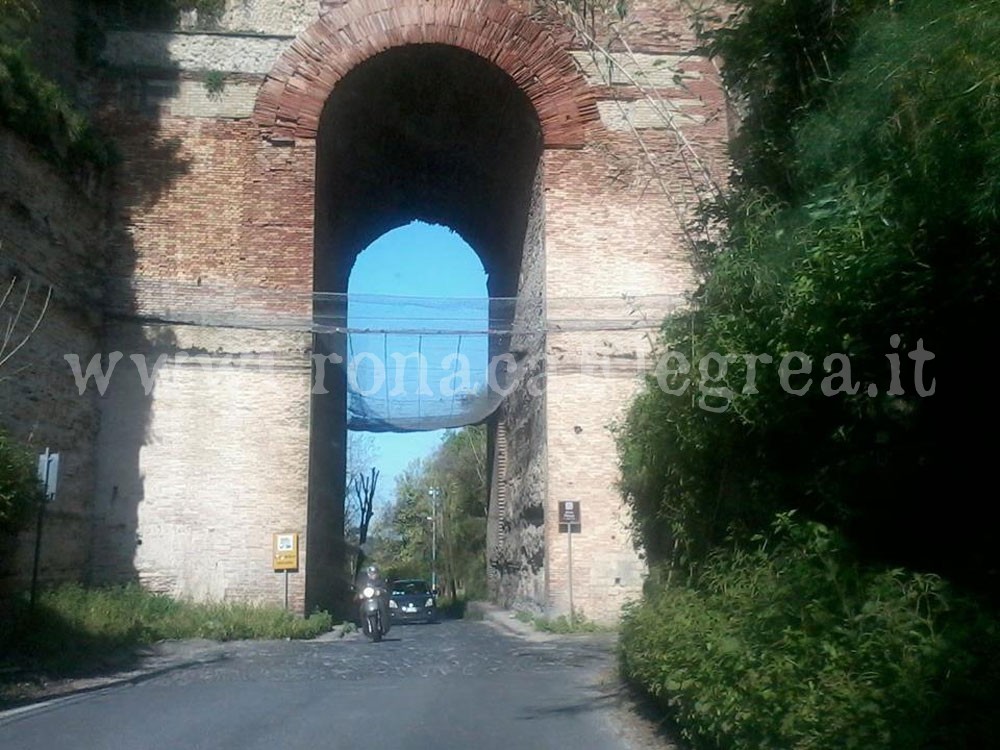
0,429,40,535
534,610,610,634
619,514,1000,749
513,608,612,634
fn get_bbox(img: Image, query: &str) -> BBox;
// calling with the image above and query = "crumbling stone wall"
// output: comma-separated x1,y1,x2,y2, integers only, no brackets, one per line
0,129,107,592
488,170,547,611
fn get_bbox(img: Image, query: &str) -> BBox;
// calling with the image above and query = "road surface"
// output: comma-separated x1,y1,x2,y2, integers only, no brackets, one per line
0,618,654,750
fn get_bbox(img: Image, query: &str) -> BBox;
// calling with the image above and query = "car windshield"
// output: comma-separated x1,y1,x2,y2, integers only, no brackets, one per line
391,581,429,595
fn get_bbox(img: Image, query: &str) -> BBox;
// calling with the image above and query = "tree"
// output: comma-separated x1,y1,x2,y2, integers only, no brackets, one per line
0,429,39,536
1,267,50,374
374,426,489,599
344,431,377,531
616,0,1000,598
348,467,379,583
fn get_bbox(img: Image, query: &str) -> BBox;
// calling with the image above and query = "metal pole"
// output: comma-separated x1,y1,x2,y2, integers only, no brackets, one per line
284,569,289,611
567,525,574,626
30,448,50,612
429,487,439,592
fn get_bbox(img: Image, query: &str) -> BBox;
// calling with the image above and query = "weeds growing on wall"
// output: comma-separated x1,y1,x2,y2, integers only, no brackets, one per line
0,41,115,173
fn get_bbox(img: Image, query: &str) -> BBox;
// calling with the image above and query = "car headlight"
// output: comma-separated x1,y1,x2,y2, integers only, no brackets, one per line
425,598,434,607
362,586,375,598
389,599,398,609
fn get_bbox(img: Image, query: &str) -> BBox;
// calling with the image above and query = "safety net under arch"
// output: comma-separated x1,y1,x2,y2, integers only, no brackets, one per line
107,278,686,433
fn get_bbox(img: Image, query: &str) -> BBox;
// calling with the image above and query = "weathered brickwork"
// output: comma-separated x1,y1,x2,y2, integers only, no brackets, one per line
0,130,107,593
68,0,730,621
93,324,311,611
537,2,728,621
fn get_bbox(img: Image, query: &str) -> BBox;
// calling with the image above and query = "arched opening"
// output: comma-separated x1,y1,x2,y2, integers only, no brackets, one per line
346,221,489,433
306,43,545,615
344,221,489,589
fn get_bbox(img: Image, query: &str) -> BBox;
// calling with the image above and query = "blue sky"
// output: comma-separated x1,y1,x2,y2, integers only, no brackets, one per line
346,220,488,508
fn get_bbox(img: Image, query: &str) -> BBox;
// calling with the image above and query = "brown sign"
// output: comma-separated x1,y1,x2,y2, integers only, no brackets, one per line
559,501,581,526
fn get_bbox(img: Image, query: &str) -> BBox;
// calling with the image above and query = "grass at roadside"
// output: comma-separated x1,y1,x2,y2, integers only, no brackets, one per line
0,583,334,679
435,595,469,619
514,608,615,634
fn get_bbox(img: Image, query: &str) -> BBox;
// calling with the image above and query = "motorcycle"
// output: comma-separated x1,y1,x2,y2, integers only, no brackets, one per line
358,584,390,642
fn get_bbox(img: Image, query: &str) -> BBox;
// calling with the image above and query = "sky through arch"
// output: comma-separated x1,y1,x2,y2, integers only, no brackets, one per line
346,220,490,504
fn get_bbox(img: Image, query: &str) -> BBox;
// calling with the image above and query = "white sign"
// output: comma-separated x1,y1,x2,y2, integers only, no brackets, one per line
36,451,59,502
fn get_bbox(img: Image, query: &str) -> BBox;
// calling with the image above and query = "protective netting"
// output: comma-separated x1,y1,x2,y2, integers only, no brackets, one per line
342,294,491,431
106,277,685,432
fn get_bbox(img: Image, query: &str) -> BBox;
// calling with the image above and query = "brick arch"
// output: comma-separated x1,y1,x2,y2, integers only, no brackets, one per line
252,0,596,148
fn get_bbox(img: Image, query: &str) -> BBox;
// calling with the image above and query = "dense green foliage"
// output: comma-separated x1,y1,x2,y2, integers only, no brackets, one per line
617,0,1000,593
1,583,333,674
0,0,116,175
0,428,39,536
0,41,114,171
372,426,488,599
620,514,1000,749
703,0,883,199
617,0,1000,745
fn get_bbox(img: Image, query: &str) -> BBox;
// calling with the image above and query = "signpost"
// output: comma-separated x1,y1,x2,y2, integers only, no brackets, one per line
558,501,581,625
31,448,60,610
273,532,299,610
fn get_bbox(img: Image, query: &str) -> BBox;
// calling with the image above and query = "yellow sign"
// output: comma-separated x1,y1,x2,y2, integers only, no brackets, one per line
273,532,299,571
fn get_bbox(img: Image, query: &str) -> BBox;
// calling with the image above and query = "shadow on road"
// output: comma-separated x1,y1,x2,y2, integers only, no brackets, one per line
516,687,621,720
0,650,230,714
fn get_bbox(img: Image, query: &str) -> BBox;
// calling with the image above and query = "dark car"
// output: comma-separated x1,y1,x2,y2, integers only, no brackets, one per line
388,579,437,623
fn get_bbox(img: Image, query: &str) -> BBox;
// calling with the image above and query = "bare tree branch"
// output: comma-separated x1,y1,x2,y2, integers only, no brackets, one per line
0,262,53,371
351,467,379,582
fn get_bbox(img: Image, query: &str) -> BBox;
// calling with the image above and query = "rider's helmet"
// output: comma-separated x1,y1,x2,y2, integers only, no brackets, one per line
366,564,380,581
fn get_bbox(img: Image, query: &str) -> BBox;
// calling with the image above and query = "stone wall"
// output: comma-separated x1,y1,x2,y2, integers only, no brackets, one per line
86,0,729,621
0,129,107,592
220,0,319,35
535,3,728,623
488,169,548,610
88,90,318,607
92,324,311,611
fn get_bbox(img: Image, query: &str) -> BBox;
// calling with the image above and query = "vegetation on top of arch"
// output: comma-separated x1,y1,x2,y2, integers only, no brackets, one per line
0,3,117,176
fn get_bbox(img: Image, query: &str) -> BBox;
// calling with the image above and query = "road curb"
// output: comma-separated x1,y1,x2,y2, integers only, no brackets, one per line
1,622,358,717
466,601,554,640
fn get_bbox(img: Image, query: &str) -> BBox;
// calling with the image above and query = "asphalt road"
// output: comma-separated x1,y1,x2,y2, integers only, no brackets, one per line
0,618,645,750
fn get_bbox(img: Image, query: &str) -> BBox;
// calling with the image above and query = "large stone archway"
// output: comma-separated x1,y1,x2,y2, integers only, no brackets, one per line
244,1,604,616
252,0,597,147
89,0,728,623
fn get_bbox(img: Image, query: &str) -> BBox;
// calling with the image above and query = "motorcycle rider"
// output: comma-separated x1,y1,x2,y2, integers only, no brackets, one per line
355,563,391,635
